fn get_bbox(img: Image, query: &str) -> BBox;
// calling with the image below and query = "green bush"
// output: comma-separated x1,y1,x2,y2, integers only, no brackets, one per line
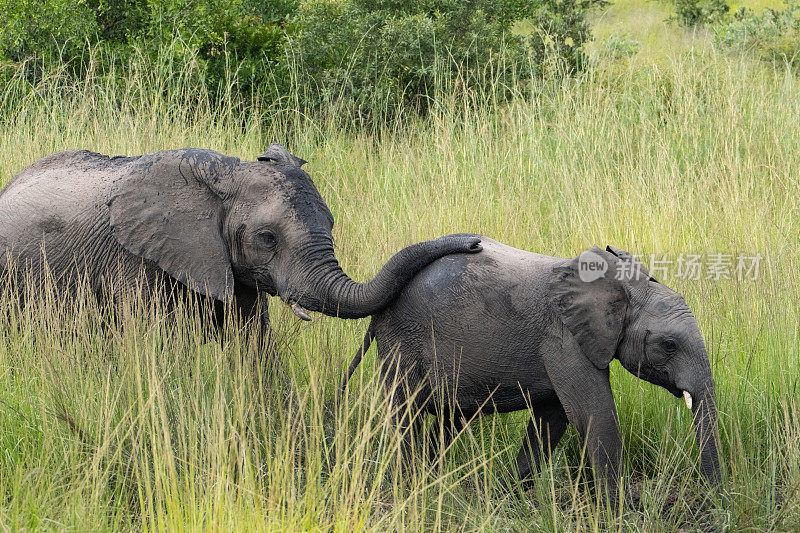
0,0,294,96
714,3,800,68
674,0,729,26
599,30,641,59
288,0,605,117
0,0,604,116
141,0,295,95
0,0,99,62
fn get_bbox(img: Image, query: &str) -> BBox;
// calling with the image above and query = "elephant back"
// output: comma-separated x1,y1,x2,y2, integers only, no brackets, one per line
0,150,154,298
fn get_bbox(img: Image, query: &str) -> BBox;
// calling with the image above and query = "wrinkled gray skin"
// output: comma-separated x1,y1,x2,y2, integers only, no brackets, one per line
0,145,482,352
342,237,721,505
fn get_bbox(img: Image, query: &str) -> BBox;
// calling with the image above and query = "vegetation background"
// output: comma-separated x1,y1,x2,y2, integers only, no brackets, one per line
1,0,799,530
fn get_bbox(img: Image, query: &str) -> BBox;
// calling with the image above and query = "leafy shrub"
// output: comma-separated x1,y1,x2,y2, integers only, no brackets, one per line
287,0,605,117
674,0,729,27
0,0,294,96
0,0,605,116
0,0,99,63
599,30,641,59
714,3,800,68
141,0,295,95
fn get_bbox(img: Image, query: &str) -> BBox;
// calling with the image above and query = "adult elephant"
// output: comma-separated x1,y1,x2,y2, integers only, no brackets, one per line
341,237,721,506
0,144,482,353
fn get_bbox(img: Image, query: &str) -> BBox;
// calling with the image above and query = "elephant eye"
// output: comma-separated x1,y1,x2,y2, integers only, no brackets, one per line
259,231,278,250
661,339,678,353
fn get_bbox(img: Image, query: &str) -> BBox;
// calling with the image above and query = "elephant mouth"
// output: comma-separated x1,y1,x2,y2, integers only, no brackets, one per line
274,284,314,321
669,386,697,410
634,366,683,399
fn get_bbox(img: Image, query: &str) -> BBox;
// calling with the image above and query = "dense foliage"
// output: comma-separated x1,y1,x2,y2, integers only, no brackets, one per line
715,2,800,69
288,0,603,114
0,0,604,115
673,0,729,26
669,0,800,70
0,0,295,95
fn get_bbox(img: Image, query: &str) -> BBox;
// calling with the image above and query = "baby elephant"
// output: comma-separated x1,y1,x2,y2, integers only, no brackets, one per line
341,237,721,504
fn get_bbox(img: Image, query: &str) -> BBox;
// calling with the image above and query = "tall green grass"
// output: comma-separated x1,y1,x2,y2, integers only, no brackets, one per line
0,37,799,530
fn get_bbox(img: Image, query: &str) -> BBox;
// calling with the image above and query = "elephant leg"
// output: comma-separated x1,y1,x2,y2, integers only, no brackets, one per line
387,394,424,473
564,383,621,507
255,291,279,366
382,368,424,473
253,291,296,404
512,399,569,482
230,288,292,398
232,288,276,364
377,337,433,475
427,406,468,463
544,342,624,509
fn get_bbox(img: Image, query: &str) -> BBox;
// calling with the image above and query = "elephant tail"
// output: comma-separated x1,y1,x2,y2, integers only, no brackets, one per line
338,323,375,398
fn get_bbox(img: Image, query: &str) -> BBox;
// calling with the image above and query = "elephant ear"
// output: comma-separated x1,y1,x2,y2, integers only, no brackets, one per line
605,244,658,282
108,148,239,302
551,246,629,370
257,143,307,167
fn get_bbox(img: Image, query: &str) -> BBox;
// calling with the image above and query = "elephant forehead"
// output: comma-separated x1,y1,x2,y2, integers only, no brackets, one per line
230,173,333,230
276,181,334,230
243,162,333,228
643,290,691,319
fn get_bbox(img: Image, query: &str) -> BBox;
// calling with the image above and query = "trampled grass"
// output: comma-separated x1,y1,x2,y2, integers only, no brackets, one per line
1,11,800,532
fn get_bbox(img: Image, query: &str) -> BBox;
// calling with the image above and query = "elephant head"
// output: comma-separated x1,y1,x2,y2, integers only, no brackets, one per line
552,245,721,486
107,145,481,318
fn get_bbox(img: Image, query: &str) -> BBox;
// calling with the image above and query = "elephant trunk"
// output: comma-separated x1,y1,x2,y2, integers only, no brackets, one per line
689,382,722,485
291,233,481,319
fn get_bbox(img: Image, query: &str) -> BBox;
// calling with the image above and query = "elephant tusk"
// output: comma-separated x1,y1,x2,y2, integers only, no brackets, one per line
288,300,312,321
683,390,693,410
